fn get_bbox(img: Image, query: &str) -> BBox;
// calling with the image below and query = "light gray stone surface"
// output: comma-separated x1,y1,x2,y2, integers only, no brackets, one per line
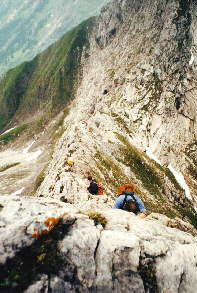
0,196,196,292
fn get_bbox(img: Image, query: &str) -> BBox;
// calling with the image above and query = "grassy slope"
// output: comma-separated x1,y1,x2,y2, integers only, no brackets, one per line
0,17,94,132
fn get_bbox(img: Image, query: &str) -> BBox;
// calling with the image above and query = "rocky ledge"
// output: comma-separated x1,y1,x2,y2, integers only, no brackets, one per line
0,195,196,293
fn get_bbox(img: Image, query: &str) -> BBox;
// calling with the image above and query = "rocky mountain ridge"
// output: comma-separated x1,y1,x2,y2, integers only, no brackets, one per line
0,0,196,218
37,0,197,223
0,0,196,214
0,0,197,292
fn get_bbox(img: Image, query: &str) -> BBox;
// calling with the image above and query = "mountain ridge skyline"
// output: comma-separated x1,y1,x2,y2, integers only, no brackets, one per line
0,0,109,75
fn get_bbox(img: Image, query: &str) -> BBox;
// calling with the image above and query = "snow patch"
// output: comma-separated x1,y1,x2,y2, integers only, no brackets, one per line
189,52,194,65
23,141,35,154
0,127,16,135
11,187,24,196
168,164,192,200
26,150,42,161
146,148,162,165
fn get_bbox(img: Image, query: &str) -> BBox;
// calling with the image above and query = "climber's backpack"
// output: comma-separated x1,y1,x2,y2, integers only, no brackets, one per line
121,192,139,213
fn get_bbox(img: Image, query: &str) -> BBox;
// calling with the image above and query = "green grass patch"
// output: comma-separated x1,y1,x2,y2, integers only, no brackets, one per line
87,212,107,228
0,124,29,145
94,151,130,193
114,133,197,227
0,17,94,132
115,133,162,197
173,198,197,229
111,112,131,134
164,167,184,191
49,114,66,142
143,151,184,192
33,168,46,193
92,135,197,228
116,133,184,194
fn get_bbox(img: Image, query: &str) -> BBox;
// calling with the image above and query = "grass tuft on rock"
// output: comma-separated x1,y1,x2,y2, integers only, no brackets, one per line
87,212,107,227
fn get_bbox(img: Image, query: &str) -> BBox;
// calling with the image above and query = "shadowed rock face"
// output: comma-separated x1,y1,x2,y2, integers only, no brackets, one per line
0,196,196,293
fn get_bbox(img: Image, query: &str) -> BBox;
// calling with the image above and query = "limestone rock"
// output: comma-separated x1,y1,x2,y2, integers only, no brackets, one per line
0,196,196,292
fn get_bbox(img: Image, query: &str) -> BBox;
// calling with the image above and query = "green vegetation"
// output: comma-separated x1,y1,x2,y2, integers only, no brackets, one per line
172,195,197,229
0,18,95,133
0,124,29,145
0,61,36,130
111,112,131,134
115,133,184,194
115,133,163,197
164,167,184,191
0,162,20,172
32,112,66,194
33,167,46,193
49,114,66,142
30,115,50,134
91,133,197,228
94,150,130,193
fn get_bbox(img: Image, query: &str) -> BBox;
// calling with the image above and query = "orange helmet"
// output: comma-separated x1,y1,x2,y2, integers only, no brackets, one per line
117,184,135,194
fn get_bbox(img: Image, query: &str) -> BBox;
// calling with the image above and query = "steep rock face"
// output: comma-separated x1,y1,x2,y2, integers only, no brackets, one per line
0,0,109,75
86,0,197,171
0,196,196,293
38,0,197,223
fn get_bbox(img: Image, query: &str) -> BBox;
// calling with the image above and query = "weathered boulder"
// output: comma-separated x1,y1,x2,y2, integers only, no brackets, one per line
0,195,196,292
